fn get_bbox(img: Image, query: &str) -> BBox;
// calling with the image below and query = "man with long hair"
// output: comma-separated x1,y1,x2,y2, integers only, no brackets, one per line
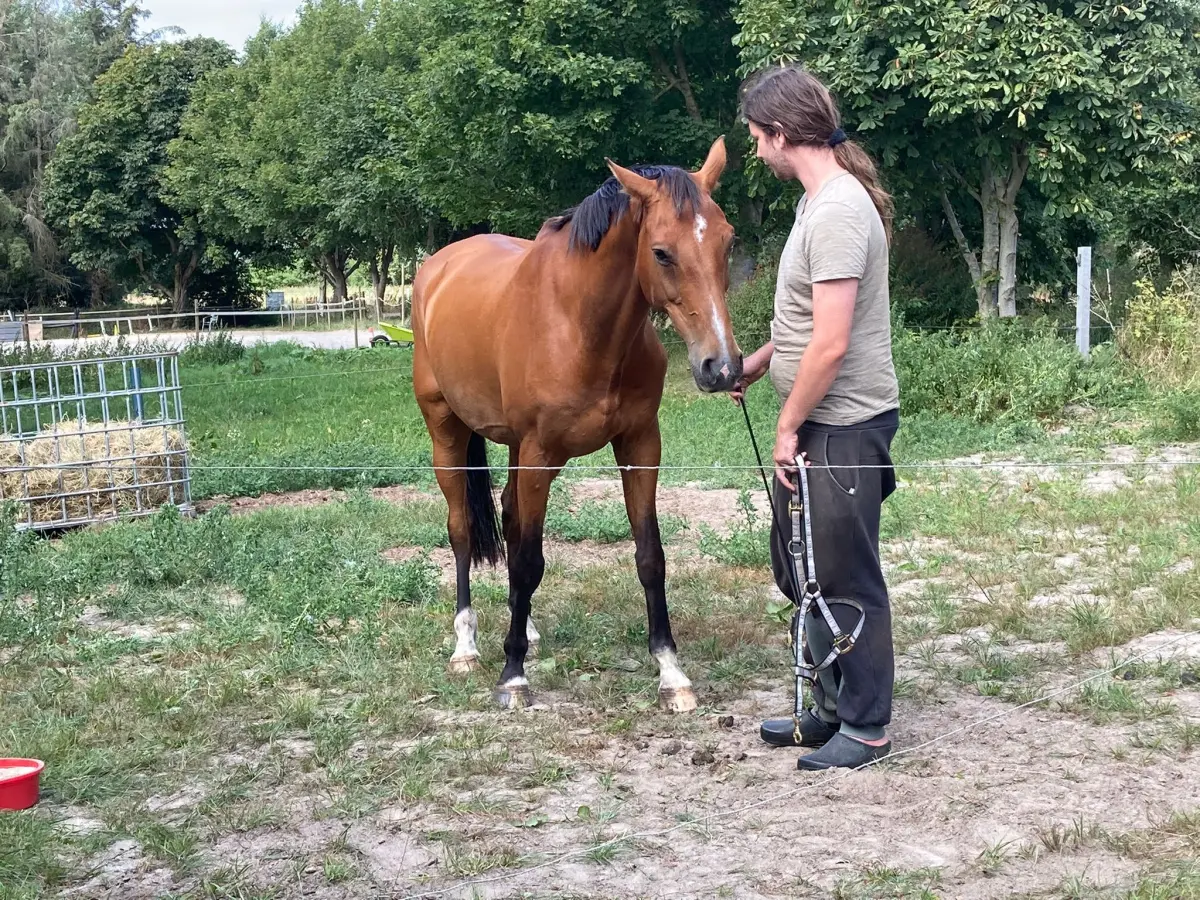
732,65,901,771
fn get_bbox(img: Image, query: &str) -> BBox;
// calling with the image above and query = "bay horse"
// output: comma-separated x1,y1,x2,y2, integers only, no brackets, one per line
411,137,742,711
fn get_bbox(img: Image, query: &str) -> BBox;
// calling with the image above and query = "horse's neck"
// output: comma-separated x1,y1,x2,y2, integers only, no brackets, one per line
561,219,649,359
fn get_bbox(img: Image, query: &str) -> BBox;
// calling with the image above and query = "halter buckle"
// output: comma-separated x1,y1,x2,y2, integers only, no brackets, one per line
833,632,856,655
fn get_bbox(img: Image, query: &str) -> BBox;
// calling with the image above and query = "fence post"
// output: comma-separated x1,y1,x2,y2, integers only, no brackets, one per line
1076,246,1092,358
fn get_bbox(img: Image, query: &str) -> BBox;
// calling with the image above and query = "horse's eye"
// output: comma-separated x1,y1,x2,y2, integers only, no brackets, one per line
653,248,673,267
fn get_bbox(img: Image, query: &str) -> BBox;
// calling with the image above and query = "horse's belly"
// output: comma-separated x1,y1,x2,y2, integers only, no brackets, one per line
434,374,507,435
550,398,623,457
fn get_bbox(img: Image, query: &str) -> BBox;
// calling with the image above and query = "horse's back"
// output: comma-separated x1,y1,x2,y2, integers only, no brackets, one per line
414,234,532,347
412,233,538,439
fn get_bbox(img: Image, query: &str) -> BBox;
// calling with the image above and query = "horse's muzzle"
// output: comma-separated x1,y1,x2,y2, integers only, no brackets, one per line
694,353,744,393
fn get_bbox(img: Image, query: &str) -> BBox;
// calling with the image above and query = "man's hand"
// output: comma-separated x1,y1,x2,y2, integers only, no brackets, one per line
731,341,774,405
773,430,802,490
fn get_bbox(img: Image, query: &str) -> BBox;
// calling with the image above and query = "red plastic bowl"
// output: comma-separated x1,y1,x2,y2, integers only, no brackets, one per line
0,759,45,811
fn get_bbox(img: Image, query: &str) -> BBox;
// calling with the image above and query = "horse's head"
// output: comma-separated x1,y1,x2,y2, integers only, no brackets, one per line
606,138,743,393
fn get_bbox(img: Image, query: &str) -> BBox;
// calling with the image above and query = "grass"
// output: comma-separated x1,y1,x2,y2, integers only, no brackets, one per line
2,326,1199,897
832,865,945,899
4,325,1157,504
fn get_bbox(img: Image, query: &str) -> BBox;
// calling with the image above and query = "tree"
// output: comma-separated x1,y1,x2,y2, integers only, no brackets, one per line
0,0,147,309
1108,158,1200,268
71,0,148,82
395,0,743,236
171,0,438,310
0,0,88,308
43,38,236,313
734,0,1200,317
172,3,372,304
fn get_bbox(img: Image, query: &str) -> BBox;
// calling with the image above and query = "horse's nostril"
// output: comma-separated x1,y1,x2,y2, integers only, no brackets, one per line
698,356,741,390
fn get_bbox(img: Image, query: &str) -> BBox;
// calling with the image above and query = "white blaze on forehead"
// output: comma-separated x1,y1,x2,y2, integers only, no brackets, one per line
693,214,708,245
711,303,731,361
654,649,693,690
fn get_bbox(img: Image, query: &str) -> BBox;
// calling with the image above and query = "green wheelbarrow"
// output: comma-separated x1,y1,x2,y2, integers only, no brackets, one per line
371,321,414,348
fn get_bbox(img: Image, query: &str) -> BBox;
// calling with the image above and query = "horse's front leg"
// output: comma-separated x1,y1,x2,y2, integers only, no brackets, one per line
495,440,561,709
613,424,697,713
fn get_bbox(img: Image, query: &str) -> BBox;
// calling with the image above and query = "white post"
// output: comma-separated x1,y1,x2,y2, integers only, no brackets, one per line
1076,246,1092,358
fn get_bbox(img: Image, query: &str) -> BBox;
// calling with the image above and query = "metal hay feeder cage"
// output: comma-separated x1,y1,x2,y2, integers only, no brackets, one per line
0,351,194,532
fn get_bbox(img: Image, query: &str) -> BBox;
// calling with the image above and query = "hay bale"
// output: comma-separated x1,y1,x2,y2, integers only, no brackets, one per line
0,418,189,526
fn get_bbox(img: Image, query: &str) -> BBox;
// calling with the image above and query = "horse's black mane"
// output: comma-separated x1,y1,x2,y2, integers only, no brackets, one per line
543,165,701,253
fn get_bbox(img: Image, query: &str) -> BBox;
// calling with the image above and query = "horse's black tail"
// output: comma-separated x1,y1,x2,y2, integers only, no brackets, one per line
465,431,505,567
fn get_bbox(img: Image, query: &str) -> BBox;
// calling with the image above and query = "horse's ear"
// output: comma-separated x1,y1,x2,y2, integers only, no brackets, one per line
606,158,657,203
692,136,727,194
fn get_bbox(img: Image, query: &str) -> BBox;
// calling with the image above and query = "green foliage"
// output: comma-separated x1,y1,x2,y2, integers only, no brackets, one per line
734,0,1200,315
736,0,1200,203
893,319,1140,423
396,0,741,235
543,483,686,543
1112,159,1200,268
168,0,430,302
697,490,771,568
1117,266,1200,389
179,331,246,366
727,265,775,342
726,268,1145,425
42,38,237,312
1157,390,1200,441
889,226,976,327
0,1,145,309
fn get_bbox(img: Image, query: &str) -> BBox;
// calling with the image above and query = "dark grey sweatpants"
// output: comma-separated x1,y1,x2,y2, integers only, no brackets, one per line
769,408,899,740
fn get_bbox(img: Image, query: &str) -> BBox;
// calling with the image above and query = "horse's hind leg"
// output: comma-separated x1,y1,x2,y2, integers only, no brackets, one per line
420,400,481,674
501,446,540,649
613,423,697,713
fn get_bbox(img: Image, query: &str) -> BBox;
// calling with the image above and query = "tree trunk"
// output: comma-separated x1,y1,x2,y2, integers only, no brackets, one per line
172,251,199,315
997,200,1020,317
996,148,1028,318
976,158,1001,318
650,43,703,122
370,244,394,321
329,269,348,304
942,148,1028,319
319,250,358,304
88,269,108,308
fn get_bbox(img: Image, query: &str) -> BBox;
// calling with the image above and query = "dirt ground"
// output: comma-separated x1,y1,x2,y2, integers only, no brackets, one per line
34,454,1200,899
56,657,1200,899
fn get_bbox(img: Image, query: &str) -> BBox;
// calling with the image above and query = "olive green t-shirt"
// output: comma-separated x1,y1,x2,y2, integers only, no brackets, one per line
768,171,899,426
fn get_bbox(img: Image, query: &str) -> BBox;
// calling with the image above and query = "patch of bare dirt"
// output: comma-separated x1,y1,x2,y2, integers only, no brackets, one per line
78,606,194,641
570,478,769,537
60,840,179,899
196,483,432,515
161,677,1191,900
1100,626,1200,664
92,677,1195,900
424,685,1193,898
382,540,641,584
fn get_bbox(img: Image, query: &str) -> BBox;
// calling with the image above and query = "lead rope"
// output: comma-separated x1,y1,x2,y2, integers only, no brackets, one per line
739,395,866,742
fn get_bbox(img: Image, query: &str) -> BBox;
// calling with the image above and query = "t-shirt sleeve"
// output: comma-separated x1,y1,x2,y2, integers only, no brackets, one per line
806,201,869,283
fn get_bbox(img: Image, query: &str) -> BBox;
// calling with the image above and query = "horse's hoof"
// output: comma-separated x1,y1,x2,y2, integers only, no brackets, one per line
495,680,532,709
659,686,698,713
447,654,481,675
